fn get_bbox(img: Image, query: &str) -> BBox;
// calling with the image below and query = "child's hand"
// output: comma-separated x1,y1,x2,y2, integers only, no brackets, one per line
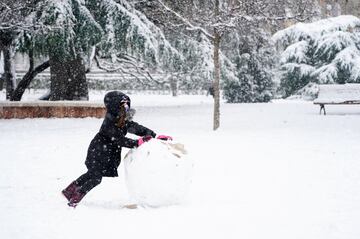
138,135,153,146
157,135,173,141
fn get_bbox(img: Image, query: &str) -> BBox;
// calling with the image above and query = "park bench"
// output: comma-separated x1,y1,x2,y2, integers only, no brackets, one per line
313,83,360,115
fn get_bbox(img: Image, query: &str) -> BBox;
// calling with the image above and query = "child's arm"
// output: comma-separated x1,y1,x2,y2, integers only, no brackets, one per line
127,121,156,138
121,137,139,148
121,136,153,148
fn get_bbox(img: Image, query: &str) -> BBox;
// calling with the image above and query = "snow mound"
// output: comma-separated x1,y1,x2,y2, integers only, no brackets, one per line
124,139,193,207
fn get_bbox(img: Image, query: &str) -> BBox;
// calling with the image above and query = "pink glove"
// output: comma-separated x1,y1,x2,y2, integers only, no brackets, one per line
138,135,152,146
156,135,173,141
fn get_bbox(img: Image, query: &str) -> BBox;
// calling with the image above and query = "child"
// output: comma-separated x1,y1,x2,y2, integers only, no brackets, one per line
62,91,172,207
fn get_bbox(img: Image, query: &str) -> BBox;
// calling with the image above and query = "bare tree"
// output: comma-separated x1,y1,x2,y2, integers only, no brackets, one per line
146,0,319,130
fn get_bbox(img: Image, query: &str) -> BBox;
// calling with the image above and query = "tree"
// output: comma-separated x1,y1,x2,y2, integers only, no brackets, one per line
87,0,182,92
224,50,274,103
151,0,239,130
149,0,318,130
0,0,52,101
0,0,41,99
31,0,103,100
27,0,182,101
272,15,360,98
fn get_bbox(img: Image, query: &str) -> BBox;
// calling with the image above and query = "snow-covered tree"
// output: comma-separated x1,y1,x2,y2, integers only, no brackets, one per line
224,51,274,103
132,0,318,129
222,23,275,103
87,0,182,77
132,0,237,93
31,0,103,100
273,15,360,97
0,0,41,99
135,0,238,130
25,0,183,100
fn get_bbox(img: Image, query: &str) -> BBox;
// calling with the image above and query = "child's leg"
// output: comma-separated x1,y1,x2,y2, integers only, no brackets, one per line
77,170,102,194
62,171,92,201
75,171,93,187
66,170,102,207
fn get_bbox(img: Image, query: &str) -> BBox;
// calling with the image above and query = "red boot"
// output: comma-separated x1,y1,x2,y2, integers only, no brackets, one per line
61,181,78,202
68,188,86,208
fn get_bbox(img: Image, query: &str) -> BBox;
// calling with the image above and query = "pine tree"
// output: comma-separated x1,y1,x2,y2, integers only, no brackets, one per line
31,0,102,100
223,26,275,103
223,51,274,103
273,15,360,98
87,0,181,70
26,0,182,100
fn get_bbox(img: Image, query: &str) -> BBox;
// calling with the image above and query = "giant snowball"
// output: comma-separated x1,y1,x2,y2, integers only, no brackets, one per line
124,139,193,207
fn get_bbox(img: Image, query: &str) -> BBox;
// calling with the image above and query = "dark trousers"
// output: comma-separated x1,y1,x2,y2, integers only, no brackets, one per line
75,170,102,194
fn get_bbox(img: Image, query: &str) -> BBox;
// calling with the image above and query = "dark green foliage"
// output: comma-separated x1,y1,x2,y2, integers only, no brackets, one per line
223,74,253,103
224,53,274,103
275,16,360,98
279,66,312,98
32,0,102,60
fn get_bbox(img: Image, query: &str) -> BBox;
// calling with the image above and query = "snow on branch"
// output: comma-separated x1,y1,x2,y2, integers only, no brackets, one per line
311,63,338,84
156,0,215,40
272,15,360,46
94,53,167,87
280,41,309,64
99,0,183,70
274,15,360,96
281,62,315,78
314,31,358,61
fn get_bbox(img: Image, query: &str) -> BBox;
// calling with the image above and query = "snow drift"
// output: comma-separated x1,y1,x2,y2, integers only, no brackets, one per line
124,139,193,207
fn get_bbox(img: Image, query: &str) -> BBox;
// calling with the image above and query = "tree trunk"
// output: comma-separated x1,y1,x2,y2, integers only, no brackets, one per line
3,43,16,100
10,60,50,101
170,75,178,97
213,0,221,131
49,56,88,101
213,29,221,131
0,51,3,91
68,57,89,100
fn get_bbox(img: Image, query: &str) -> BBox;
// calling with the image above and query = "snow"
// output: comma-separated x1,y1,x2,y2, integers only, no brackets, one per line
1,94,360,239
314,83,360,104
124,140,192,207
312,63,338,83
280,40,308,64
101,0,182,65
0,89,214,106
273,15,360,88
314,31,356,60
272,15,360,46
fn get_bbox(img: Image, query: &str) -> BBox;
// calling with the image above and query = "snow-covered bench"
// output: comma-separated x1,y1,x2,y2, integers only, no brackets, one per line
313,84,360,115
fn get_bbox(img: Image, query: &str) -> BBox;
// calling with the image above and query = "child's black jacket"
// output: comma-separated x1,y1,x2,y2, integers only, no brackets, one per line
85,91,156,177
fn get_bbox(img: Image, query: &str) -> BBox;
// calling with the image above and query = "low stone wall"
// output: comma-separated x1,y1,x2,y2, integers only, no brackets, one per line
0,101,106,119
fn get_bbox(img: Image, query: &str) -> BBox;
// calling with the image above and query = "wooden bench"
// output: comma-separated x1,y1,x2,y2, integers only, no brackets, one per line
313,84,360,115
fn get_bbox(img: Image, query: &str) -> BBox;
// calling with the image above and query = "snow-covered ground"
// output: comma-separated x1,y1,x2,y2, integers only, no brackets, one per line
1,93,360,239
0,89,213,106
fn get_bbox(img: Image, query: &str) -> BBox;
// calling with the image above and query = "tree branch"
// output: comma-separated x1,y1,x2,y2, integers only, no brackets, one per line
10,60,50,101
156,0,215,41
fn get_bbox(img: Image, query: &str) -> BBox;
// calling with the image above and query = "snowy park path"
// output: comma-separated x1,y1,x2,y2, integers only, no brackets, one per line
1,98,360,239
